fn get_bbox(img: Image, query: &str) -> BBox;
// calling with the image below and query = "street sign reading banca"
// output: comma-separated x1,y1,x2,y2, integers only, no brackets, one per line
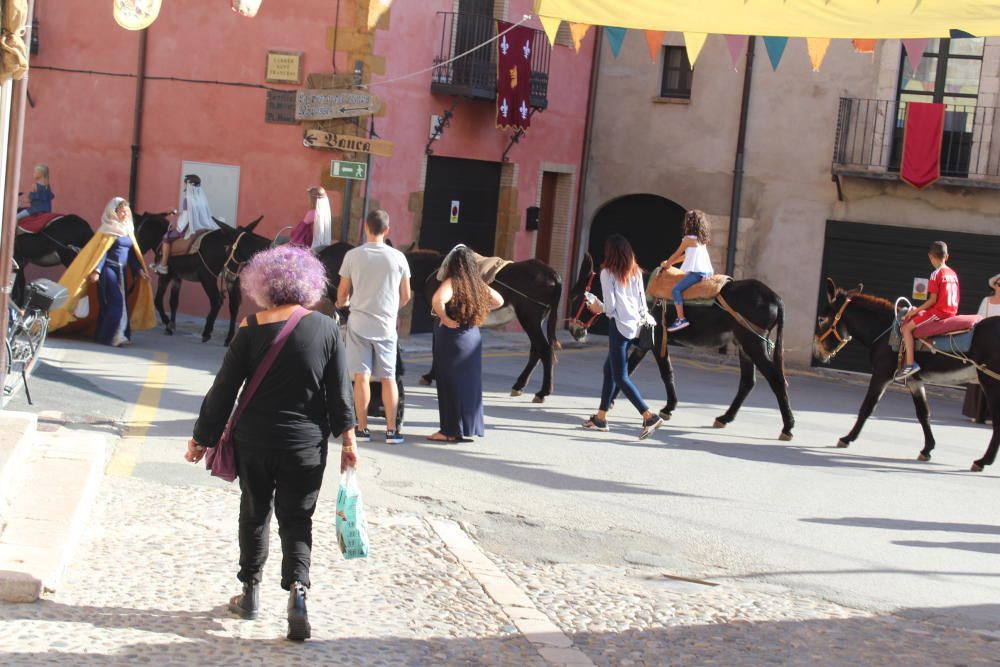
330,160,367,180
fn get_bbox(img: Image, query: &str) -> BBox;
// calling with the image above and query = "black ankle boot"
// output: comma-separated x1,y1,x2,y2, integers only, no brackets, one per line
286,581,311,641
228,581,259,620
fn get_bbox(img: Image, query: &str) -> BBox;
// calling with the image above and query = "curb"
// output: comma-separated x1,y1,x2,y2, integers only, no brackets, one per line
0,411,37,528
0,428,109,602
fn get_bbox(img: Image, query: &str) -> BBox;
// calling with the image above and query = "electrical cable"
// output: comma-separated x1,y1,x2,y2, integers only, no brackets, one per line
361,14,533,89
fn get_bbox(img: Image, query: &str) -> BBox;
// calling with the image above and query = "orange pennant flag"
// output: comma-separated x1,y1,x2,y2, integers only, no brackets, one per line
644,30,667,62
806,37,831,71
569,23,591,53
852,38,876,54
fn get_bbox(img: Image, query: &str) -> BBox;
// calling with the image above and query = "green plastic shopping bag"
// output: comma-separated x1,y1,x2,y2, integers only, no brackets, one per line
336,467,370,560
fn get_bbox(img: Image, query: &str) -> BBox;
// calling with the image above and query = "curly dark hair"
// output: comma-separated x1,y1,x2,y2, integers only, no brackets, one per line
683,210,711,245
443,246,492,327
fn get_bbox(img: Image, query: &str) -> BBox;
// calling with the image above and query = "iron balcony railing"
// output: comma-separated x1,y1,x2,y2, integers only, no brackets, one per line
833,97,1000,181
431,12,551,109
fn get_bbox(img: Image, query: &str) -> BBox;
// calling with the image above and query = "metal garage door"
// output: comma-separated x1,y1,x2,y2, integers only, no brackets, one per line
815,219,1000,373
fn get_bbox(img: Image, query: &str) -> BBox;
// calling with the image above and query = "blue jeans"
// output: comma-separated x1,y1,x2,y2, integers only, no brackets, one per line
599,322,649,414
672,272,710,308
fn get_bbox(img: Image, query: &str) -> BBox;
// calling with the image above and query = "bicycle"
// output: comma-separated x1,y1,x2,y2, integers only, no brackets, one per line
3,260,67,406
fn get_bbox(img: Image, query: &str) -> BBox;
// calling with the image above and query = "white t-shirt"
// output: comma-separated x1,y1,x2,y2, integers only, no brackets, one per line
339,242,411,340
679,236,714,275
977,297,1000,319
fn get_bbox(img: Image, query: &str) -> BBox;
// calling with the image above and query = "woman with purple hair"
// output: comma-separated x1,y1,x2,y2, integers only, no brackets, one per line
185,245,356,642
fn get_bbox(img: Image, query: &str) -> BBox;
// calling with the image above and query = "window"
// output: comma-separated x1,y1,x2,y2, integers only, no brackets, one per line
891,38,986,176
660,46,692,99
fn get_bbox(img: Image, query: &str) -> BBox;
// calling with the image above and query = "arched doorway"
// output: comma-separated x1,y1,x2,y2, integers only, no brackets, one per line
585,194,686,334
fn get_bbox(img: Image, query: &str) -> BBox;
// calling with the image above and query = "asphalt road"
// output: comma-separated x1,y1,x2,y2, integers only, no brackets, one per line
13,319,1000,633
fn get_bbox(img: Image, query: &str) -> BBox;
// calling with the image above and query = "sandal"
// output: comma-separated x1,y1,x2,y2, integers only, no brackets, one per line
427,432,458,443
582,414,609,432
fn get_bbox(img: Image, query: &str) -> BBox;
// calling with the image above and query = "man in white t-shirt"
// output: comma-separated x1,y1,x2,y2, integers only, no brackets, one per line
337,210,412,444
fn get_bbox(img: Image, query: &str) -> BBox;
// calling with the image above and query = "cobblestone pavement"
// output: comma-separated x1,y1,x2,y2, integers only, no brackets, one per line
0,476,996,666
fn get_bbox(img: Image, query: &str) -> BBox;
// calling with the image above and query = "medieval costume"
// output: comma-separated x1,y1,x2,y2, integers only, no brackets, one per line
50,197,155,345
152,174,216,274
289,187,332,250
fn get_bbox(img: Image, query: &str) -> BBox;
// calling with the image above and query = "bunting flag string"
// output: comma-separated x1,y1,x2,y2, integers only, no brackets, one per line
539,15,561,46
762,36,789,70
605,26,627,57
725,34,748,70
806,37,831,72
569,22,591,53
683,32,708,68
644,30,667,62
902,38,929,72
851,38,877,54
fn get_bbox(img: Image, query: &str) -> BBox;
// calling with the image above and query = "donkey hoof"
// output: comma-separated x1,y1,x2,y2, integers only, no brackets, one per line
836,439,850,448
971,462,985,473
659,411,672,421
779,432,793,442
510,389,523,397
418,376,432,387
917,453,931,462
202,335,211,343
164,327,174,336
713,419,727,429
532,395,545,404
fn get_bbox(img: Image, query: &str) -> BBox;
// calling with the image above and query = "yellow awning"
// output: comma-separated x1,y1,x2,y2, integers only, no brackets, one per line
532,0,1000,39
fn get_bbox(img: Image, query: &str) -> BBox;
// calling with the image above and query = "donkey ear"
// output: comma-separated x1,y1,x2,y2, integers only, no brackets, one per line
244,216,263,234
214,218,237,238
825,277,838,303
846,283,865,297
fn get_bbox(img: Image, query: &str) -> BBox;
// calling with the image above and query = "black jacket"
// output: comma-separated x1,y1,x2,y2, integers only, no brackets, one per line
194,312,355,449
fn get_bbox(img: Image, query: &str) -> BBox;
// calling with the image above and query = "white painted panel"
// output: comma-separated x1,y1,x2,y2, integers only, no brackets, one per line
179,161,240,227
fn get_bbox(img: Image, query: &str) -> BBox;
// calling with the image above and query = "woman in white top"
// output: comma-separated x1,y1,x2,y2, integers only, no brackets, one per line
661,210,715,332
581,234,664,440
977,273,1000,319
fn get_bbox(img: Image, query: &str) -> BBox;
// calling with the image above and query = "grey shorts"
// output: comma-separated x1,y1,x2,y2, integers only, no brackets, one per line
346,328,397,379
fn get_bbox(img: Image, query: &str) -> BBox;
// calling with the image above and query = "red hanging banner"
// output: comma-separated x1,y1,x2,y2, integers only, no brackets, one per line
496,21,534,131
900,102,945,190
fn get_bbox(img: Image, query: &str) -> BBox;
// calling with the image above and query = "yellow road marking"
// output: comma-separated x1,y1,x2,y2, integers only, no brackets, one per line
106,352,169,477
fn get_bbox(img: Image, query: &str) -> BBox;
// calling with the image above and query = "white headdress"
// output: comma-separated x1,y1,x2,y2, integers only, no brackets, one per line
97,197,134,237
311,191,332,250
176,181,216,239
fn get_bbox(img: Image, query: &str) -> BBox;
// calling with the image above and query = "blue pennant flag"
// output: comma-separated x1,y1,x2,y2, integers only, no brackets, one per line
763,36,789,70
606,27,627,57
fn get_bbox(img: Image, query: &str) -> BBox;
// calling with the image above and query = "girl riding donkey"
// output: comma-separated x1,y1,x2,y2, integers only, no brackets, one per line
662,210,714,333
150,174,216,275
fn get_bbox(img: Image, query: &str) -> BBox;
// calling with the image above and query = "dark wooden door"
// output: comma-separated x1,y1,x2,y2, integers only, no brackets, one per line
535,172,558,265
413,156,502,333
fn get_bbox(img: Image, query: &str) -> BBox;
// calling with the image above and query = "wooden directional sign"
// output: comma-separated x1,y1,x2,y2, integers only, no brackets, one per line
295,88,382,121
330,160,368,180
303,130,394,157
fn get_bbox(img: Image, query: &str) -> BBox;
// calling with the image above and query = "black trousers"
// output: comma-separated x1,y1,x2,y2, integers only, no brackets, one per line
236,442,327,590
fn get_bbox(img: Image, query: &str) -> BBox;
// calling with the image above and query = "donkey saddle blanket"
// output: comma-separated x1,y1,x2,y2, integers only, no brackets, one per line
647,266,732,304
436,248,513,285
890,314,981,355
16,212,64,235
168,230,213,257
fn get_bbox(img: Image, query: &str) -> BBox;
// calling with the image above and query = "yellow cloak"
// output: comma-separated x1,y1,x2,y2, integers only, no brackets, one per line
49,231,156,334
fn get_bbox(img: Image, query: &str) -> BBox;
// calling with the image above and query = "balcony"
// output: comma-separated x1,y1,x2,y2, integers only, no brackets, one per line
832,97,1000,189
431,12,551,110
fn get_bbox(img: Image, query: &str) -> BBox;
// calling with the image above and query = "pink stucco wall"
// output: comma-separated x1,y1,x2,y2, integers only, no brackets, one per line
20,0,593,322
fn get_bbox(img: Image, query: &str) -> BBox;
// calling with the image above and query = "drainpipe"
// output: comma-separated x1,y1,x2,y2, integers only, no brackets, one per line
569,26,602,300
0,0,37,391
725,36,755,277
128,29,148,207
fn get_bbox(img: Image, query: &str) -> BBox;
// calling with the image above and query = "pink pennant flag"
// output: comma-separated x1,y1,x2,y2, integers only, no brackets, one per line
725,35,748,69
902,38,929,73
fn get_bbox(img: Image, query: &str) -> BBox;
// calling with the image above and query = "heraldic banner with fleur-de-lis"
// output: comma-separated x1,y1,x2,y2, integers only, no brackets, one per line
496,21,534,132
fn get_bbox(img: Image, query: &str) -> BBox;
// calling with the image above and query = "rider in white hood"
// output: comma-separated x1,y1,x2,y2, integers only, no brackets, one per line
152,174,216,275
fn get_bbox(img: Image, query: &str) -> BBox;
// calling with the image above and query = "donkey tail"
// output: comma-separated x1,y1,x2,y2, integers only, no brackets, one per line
548,276,563,355
772,296,787,383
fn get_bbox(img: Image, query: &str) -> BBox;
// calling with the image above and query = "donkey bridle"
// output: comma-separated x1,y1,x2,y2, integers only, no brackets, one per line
816,296,854,359
568,271,600,331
